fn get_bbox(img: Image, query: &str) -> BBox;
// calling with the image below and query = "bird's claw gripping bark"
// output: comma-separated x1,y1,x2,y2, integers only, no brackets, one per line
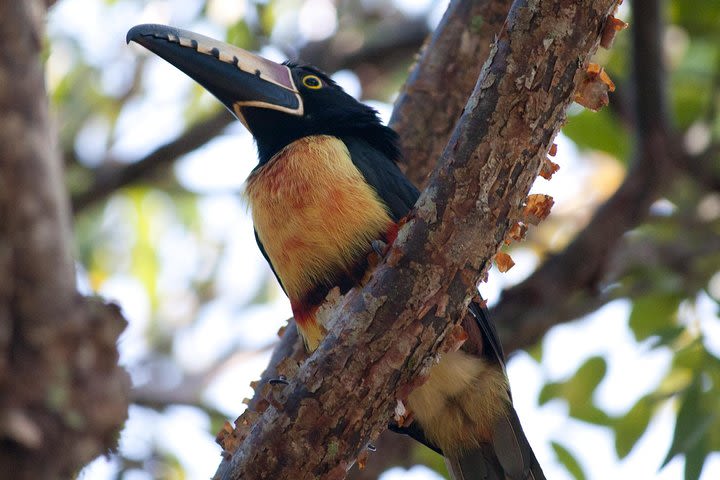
371,239,388,257
268,375,289,386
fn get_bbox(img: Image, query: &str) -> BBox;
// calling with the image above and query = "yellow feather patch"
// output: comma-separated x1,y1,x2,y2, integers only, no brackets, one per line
407,351,510,454
245,135,392,346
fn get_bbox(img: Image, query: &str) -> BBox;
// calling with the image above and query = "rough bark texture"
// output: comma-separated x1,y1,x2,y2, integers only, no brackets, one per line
213,1,618,479
390,0,513,187
216,1,513,472
493,0,676,352
240,0,515,420
0,3,130,479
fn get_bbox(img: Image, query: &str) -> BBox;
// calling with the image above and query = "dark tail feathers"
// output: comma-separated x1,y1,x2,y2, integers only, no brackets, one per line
445,405,545,480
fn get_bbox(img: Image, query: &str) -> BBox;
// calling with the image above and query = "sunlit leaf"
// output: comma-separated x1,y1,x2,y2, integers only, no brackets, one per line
685,441,708,480
673,340,706,372
628,294,681,342
539,356,608,425
129,188,160,309
551,441,587,480
562,108,631,161
226,20,256,50
413,443,451,479
662,378,717,468
613,395,653,459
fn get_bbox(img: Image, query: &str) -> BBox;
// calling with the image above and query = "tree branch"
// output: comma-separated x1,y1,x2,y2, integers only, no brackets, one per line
0,2,129,478
390,0,513,187
70,110,233,213
296,17,429,74
214,2,521,475
493,0,676,352
131,345,274,411
503,213,720,355
213,1,617,479
241,0,515,418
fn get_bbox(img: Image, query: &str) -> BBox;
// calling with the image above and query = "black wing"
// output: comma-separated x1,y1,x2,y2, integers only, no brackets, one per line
469,302,506,368
254,230,287,295
343,135,510,454
342,136,420,222
343,135,506,367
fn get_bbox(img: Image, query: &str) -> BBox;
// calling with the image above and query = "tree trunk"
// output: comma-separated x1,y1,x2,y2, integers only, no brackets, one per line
0,3,130,479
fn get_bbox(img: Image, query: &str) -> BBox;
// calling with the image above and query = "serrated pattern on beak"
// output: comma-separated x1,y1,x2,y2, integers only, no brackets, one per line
127,24,303,117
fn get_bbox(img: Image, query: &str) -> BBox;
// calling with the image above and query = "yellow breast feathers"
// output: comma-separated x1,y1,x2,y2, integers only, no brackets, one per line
245,135,392,301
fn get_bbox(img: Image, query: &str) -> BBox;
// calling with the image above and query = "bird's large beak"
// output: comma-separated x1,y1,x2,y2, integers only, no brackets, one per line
126,24,303,123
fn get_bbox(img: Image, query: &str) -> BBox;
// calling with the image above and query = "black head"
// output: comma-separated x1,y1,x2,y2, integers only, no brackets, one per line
127,24,400,165
243,62,399,164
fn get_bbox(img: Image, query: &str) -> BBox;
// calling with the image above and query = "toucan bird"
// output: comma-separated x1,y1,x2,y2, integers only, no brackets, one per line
127,24,546,480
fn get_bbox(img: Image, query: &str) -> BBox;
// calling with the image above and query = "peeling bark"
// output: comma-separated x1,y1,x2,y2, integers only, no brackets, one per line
214,1,618,479
0,3,130,479
391,0,513,187
227,0,517,432
493,0,676,353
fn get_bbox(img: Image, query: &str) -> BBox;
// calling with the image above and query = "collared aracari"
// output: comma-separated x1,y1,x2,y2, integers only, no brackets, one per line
127,24,545,480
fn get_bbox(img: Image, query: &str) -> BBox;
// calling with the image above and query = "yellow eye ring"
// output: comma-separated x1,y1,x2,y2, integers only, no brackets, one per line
302,75,322,89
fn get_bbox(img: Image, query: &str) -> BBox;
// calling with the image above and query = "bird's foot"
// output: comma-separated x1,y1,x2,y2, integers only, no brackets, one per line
393,399,415,427
371,239,388,257
268,375,289,386
364,239,388,272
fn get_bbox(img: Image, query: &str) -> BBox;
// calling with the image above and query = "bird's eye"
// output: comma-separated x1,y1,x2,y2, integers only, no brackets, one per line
302,75,322,89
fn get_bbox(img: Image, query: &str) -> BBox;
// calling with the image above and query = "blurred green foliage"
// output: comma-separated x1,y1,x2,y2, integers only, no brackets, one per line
552,441,587,480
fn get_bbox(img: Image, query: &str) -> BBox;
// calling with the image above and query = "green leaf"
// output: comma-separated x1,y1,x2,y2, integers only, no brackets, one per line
539,357,609,424
667,34,719,128
662,379,717,467
571,403,612,426
551,441,587,480
648,325,687,348
538,381,562,405
685,442,708,480
613,395,653,459
128,188,161,310
527,342,543,363
673,340,706,371
564,356,608,404
628,294,681,342
563,108,631,161
226,20,256,50
539,357,607,404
